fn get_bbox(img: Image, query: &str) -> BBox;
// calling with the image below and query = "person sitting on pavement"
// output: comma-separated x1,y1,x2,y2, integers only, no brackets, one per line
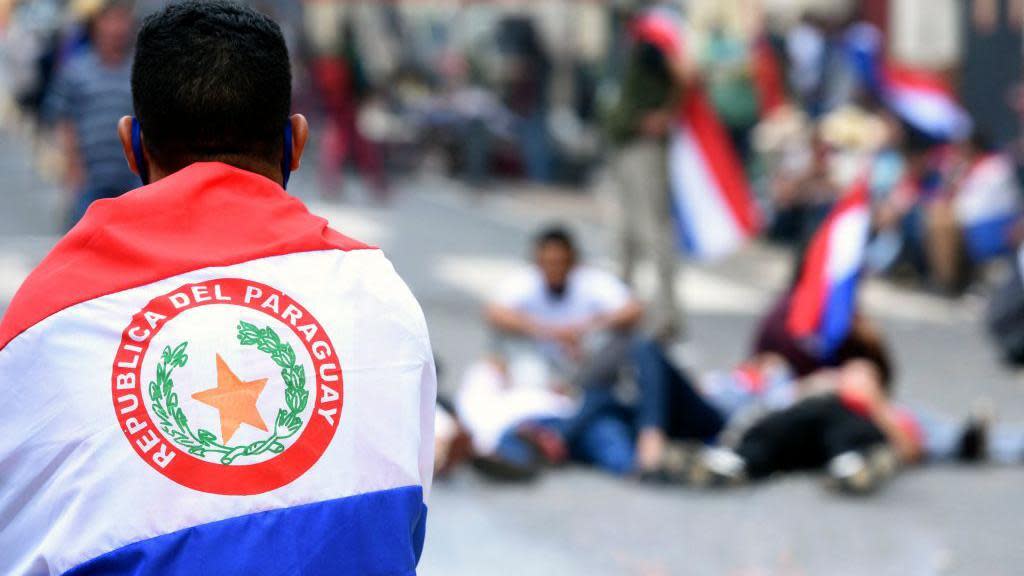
455,353,577,481
470,226,724,479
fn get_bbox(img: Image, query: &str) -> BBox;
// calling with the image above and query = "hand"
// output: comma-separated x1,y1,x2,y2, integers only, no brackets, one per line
548,325,585,361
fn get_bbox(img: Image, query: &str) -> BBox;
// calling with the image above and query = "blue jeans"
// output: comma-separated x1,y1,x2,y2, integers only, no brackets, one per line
492,408,636,476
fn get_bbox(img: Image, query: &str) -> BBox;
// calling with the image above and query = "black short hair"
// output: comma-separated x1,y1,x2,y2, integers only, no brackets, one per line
131,0,291,172
534,225,577,256
835,319,895,394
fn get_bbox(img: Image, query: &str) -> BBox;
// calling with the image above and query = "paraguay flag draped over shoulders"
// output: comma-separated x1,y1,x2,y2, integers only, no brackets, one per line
0,163,436,576
632,8,761,261
787,174,872,358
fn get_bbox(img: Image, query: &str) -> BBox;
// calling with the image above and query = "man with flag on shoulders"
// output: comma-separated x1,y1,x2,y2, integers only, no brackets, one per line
0,2,435,575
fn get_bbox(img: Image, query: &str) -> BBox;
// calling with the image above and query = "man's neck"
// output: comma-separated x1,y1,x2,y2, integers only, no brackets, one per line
149,158,284,187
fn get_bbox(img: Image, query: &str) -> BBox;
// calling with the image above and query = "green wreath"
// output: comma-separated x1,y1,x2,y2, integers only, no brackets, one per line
147,322,308,465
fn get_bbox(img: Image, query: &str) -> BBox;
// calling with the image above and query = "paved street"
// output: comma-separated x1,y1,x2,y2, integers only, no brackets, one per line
2,128,1023,575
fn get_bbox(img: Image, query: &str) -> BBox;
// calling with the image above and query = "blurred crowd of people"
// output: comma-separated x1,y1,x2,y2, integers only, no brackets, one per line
5,0,1024,496
8,1,1024,290
427,1,1024,495
436,224,1024,494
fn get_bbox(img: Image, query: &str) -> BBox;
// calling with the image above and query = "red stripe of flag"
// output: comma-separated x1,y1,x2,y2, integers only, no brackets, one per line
680,91,761,235
884,64,954,97
753,36,786,116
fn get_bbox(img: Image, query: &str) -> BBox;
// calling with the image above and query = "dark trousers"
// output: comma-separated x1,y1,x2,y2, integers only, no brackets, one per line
630,339,725,441
736,395,886,479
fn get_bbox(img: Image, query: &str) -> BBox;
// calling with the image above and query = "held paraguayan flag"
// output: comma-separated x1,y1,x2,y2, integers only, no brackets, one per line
845,23,972,142
669,91,762,261
0,163,436,575
881,65,972,142
954,153,1024,261
787,174,872,358
632,9,761,261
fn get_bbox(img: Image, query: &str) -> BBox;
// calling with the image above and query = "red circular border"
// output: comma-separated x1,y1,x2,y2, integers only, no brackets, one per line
111,278,343,495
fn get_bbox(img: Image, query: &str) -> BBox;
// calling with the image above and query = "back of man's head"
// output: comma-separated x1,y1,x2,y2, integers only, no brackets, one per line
132,0,291,175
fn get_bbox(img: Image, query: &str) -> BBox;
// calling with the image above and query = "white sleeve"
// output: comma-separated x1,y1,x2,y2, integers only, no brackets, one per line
491,271,535,310
586,269,633,315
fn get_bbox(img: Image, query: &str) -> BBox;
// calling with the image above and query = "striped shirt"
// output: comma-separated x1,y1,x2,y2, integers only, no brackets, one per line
44,50,137,193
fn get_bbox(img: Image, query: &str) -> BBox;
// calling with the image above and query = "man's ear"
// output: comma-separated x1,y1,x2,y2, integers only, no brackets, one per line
117,116,142,176
288,114,309,172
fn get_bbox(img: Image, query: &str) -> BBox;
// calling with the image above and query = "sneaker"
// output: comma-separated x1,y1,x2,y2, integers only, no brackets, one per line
957,400,994,463
684,447,748,488
826,446,898,495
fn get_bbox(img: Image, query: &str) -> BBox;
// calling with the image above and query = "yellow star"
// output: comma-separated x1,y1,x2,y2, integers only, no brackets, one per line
191,354,269,443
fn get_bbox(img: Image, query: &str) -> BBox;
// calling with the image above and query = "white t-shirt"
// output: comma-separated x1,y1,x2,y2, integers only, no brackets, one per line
493,265,633,327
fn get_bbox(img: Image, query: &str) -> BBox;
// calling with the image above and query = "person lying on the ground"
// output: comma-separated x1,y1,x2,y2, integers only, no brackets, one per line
687,357,918,494
675,365,1004,495
455,354,575,480
744,291,1024,465
433,399,473,479
676,319,1024,494
679,289,1021,480
692,291,895,442
478,226,723,478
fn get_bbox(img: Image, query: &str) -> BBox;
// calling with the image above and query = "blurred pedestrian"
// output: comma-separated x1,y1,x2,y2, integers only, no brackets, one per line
497,16,553,183
43,0,136,228
604,3,690,340
703,23,759,165
309,12,387,201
